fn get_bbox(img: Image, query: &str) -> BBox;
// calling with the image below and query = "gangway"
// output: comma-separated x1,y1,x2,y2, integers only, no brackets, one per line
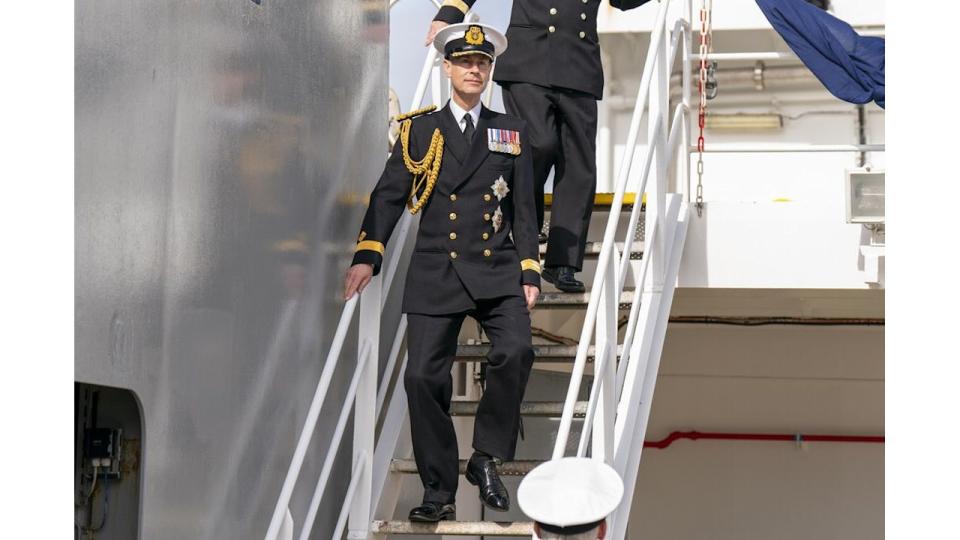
266,0,701,537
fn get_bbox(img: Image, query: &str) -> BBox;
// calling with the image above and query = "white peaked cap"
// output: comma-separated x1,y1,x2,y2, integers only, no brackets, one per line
517,457,625,529
433,22,508,59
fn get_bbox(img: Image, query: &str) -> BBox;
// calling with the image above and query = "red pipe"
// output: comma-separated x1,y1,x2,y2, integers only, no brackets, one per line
643,430,884,449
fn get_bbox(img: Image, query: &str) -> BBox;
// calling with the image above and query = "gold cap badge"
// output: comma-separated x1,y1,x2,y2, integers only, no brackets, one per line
465,25,485,46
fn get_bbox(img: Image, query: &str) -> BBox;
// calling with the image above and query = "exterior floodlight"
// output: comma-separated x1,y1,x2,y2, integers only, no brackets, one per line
706,113,783,131
845,168,884,224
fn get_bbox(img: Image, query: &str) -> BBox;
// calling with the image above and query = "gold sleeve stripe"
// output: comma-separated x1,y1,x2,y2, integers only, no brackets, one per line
521,259,542,274
442,0,469,14
356,240,385,254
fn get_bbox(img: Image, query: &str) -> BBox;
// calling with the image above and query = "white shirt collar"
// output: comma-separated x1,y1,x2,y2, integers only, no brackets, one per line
449,99,482,132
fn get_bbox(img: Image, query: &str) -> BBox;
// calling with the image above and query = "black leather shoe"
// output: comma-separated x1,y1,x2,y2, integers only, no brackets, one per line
542,265,586,293
465,455,510,512
408,502,456,522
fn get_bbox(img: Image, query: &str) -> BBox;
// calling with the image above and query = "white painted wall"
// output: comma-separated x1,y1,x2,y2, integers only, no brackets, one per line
626,321,883,540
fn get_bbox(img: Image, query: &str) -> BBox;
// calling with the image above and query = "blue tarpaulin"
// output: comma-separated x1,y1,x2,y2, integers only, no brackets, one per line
755,0,885,108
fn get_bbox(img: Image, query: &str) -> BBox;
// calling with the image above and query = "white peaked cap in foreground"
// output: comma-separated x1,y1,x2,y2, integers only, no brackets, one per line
517,457,625,529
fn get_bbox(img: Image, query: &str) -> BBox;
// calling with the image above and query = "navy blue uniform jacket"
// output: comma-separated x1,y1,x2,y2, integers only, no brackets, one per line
352,104,542,315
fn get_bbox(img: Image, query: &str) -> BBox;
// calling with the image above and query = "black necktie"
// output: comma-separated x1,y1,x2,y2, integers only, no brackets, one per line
463,113,475,144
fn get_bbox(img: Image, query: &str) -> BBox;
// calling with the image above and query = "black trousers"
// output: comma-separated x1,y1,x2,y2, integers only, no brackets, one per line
501,82,598,271
405,295,534,505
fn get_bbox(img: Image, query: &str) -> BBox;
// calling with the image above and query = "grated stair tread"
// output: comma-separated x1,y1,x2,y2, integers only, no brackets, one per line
390,459,544,476
450,400,587,417
455,343,623,361
539,241,644,259
371,520,534,536
537,290,635,307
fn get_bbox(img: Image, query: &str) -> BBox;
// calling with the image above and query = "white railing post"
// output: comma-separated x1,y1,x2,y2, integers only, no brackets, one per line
591,249,618,463
682,2,692,200
264,297,359,540
348,277,380,539
651,7,670,287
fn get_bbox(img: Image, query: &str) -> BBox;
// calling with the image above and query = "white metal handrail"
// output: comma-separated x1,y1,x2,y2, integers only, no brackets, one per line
551,0,683,461
331,452,369,540
264,296,359,540
297,345,372,540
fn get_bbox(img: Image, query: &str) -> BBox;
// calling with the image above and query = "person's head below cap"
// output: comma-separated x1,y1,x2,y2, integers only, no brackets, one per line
433,22,508,62
517,457,624,540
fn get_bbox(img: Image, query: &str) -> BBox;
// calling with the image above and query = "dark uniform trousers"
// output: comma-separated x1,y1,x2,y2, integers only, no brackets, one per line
407,295,534,504
434,0,654,271
351,103,542,505
502,82,597,271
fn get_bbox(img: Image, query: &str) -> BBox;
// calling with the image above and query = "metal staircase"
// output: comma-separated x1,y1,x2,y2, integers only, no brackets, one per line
264,0,695,538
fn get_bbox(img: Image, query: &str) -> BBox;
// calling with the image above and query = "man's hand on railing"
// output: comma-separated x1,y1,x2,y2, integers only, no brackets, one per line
424,20,449,46
523,284,540,312
344,263,375,301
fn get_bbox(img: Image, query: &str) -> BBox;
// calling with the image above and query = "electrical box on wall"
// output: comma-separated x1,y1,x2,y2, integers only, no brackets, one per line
845,168,885,224
84,427,123,480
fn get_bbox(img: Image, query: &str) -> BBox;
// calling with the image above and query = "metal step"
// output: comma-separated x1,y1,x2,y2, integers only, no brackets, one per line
390,459,543,477
539,241,644,259
455,344,623,362
537,290,635,308
370,520,533,537
545,192,643,207
372,520,534,536
449,400,587,417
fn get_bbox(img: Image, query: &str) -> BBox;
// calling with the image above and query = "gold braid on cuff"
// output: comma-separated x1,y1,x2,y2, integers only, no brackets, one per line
356,240,385,254
521,259,542,274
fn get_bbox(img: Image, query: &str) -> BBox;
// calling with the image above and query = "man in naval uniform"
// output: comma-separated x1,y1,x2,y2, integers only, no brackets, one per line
517,457,625,539
343,23,541,522
426,0,654,293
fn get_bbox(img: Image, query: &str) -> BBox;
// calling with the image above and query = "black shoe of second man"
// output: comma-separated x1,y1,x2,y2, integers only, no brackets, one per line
465,454,510,512
408,501,456,522
542,265,586,293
